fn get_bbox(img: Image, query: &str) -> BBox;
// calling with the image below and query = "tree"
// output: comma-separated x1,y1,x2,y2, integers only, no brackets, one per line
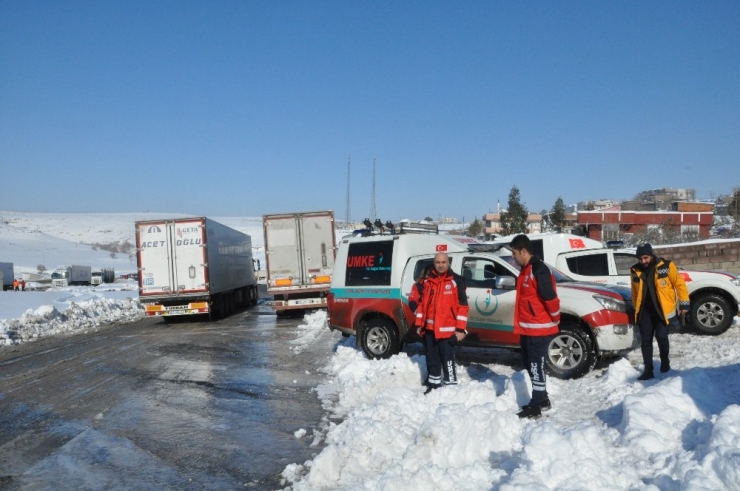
729,187,740,233
37,264,46,273
550,197,566,231
500,186,529,235
467,218,483,238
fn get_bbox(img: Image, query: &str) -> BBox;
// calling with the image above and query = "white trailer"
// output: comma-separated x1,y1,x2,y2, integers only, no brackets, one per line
0,262,13,291
263,210,336,312
51,265,92,288
136,217,258,319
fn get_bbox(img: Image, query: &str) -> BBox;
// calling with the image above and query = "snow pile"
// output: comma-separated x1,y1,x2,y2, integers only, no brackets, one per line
0,296,144,346
289,310,332,353
281,318,740,490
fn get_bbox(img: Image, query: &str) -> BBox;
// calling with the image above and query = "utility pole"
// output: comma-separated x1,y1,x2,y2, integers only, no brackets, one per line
369,157,377,221
345,156,351,225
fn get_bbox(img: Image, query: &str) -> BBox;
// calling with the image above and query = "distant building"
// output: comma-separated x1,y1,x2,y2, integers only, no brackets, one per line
482,213,543,239
576,199,617,211
576,209,713,241
624,188,696,211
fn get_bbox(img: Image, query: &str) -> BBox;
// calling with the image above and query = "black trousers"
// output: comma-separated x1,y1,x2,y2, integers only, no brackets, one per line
520,334,551,406
424,332,457,387
638,307,670,371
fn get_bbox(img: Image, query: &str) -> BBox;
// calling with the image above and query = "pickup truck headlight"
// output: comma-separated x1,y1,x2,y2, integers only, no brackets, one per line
593,294,627,313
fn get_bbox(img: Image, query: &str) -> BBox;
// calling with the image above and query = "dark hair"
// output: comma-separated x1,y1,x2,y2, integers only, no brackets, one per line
509,234,533,254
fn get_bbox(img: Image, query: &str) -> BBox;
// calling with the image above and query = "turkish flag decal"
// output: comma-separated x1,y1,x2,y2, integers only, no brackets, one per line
435,244,447,252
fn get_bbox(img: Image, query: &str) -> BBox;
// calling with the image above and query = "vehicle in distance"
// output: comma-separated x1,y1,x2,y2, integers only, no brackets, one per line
51,265,92,288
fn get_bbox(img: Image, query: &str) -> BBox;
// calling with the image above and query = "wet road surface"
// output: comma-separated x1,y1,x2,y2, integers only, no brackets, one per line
0,303,331,490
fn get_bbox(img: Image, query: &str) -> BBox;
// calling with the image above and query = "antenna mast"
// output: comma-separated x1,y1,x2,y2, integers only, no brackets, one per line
345,156,351,224
369,157,377,221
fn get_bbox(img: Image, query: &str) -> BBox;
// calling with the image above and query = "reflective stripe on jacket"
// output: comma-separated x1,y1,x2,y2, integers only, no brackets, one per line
513,257,560,337
630,257,690,324
414,270,468,339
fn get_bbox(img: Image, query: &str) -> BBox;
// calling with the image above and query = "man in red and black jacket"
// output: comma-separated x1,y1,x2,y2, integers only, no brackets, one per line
414,252,469,394
510,234,561,418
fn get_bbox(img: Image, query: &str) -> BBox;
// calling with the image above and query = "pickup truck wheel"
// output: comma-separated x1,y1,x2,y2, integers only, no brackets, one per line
361,318,400,360
546,322,596,380
690,294,733,335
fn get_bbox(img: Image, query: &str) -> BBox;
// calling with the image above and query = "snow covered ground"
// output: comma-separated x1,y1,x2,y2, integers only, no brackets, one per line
282,311,740,491
2,212,740,490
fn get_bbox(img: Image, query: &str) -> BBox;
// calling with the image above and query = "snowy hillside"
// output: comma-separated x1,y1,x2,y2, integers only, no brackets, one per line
0,211,265,276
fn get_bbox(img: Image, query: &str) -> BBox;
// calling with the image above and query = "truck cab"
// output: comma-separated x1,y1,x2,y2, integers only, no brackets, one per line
328,234,639,379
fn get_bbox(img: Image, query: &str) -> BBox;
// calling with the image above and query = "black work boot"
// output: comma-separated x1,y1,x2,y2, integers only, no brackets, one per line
423,384,440,395
660,360,671,373
540,397,552,412
517,405,542,419
637,370,654,381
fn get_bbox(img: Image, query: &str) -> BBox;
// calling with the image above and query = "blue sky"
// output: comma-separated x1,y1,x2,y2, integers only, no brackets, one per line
2,1,738,222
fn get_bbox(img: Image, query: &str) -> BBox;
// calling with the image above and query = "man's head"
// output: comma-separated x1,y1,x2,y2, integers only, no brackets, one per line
433,252,450,275
509,234,533,267
636,243,654,269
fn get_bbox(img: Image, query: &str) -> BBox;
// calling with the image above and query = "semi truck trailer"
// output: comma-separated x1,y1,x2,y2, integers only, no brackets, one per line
263,210,336,313
0,262,13,291
135,217,258,319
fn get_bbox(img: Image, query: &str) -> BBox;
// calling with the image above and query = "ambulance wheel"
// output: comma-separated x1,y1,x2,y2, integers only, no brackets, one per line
546,322,596,380
361,318,400,359
690,293,733,335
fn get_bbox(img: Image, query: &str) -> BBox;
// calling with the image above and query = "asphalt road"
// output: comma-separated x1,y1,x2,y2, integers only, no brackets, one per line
0,303,330,490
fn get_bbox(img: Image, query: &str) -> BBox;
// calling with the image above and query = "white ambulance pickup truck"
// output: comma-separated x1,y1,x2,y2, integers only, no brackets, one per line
327,234,639,379
491,233,740,335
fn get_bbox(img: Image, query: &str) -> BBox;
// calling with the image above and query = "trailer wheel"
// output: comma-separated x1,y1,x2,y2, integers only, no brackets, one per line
360,318,400,360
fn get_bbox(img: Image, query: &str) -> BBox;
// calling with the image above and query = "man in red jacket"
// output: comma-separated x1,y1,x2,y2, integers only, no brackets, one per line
510,234,561,418
414,252,469,394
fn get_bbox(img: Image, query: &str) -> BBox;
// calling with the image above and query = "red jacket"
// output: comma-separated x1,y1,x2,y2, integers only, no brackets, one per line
514,257,560,337
414,270,469,339
408,280,424,313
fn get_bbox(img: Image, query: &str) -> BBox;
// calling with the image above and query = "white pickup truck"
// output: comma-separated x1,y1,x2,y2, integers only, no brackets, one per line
491,233,740,335
328,233,639,380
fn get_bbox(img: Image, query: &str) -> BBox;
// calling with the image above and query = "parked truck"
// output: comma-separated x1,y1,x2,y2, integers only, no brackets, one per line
51,265,92,288
0,262,13,291
91,268,116,286
135,217,258,319
263,210,336,313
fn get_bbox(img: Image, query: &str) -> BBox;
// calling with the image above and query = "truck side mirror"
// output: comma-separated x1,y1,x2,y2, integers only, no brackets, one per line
495,276,516,290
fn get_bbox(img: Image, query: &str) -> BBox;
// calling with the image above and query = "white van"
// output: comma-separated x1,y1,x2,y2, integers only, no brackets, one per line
327,233,639,379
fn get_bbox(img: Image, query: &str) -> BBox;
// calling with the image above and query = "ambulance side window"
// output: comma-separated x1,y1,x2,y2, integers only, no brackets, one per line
412,259,434,281
565,253,609,276
345,241,394,286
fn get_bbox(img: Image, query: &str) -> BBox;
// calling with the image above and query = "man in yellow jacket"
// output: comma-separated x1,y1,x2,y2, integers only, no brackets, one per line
631,243,690,380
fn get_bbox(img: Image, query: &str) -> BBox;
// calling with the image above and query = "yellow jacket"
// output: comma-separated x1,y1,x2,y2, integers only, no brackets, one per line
631,258,690,324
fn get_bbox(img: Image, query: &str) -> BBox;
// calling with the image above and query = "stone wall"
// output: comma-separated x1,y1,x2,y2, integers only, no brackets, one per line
655,240,740,274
